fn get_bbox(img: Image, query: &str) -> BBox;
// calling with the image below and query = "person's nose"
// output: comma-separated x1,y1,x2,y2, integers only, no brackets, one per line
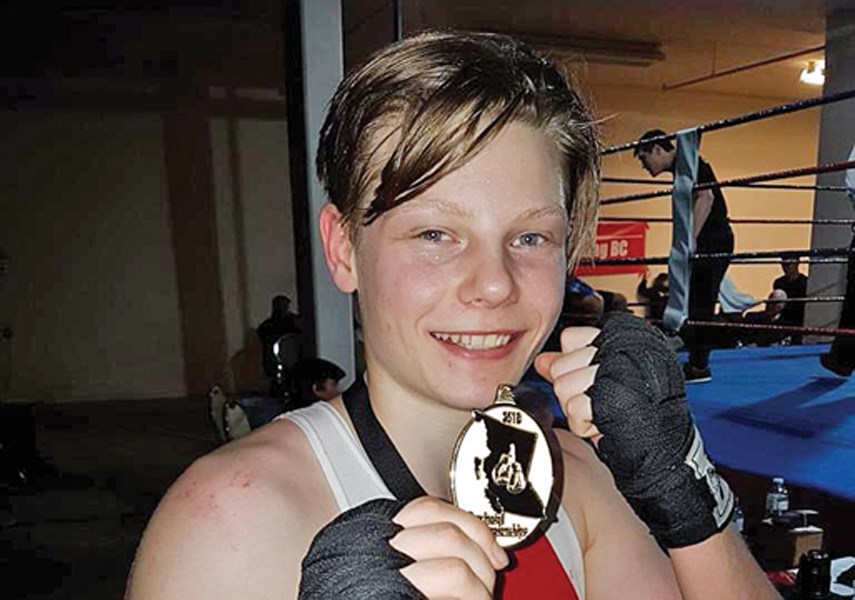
457,242,518,308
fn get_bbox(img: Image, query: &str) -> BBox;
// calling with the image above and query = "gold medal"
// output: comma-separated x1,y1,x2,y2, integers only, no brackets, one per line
450,384,556,548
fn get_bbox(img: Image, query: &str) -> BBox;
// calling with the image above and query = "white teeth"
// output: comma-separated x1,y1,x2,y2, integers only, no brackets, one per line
432,332,512,350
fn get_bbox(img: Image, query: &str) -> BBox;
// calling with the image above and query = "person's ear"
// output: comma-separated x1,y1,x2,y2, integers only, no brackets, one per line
319,203,358,293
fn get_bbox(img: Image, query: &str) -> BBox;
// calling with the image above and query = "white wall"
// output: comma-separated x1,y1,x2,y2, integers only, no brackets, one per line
0,109,299,402
210,116,298,392
0,111,186,401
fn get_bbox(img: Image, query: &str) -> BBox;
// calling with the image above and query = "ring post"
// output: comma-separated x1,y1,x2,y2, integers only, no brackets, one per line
664,128,700,332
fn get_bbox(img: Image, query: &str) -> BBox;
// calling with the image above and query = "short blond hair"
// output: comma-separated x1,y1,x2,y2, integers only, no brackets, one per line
317,30,600,268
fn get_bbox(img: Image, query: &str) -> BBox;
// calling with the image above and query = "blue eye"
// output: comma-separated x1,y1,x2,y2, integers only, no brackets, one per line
419,230,449,243
514,232,546,247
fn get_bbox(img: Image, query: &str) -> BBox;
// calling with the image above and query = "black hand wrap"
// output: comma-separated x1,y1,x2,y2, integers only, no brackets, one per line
588,312,734,549
299,498,425,599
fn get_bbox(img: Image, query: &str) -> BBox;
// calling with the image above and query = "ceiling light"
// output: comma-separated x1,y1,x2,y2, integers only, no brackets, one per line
800,60,825,86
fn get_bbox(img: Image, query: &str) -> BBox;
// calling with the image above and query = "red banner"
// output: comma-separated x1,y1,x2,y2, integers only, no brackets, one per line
575,222,648,276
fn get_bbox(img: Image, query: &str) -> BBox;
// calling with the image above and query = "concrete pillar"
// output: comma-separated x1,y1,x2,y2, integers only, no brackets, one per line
807,11,855,331
287,0,355,382
162,108,229,395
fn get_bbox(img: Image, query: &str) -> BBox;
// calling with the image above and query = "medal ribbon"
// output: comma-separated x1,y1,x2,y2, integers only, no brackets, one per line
342,378,427,501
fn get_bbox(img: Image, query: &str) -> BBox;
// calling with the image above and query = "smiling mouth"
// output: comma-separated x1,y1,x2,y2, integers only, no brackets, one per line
431,332,514,351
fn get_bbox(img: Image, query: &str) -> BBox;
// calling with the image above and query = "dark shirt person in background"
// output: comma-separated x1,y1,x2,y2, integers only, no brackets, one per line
597,289,630,314
257,294,301,397
738,289,790,347
637,270,670,321
773,258,807,344
635,129,734,384
561,276,604,328
293,357,346,409
821,146,855,376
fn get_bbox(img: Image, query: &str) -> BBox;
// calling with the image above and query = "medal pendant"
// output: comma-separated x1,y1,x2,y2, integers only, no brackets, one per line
450,384,555,548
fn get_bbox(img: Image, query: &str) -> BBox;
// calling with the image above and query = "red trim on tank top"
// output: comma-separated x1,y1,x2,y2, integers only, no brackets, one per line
497,534,579,599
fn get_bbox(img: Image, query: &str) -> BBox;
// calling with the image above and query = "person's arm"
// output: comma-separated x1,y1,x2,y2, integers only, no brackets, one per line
536,320,781,599
127,419,508,600
692,188,714,242
637,270,652,299
670,526,778,600
125,423,336,600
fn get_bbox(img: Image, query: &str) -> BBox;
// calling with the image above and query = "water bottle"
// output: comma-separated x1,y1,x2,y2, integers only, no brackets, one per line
765,477,789,518
732,501,745,534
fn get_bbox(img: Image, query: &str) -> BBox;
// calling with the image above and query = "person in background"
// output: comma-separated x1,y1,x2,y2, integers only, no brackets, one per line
772,258,807,344
257,294,301,397
637,270,670,321
597,289,630,314
820,145,855,376
560,276,604,327
736,289,790,347
294,358,346,408
635,129,734,384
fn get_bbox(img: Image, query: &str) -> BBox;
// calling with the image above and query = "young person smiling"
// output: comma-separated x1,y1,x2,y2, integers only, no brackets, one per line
126,31,779,600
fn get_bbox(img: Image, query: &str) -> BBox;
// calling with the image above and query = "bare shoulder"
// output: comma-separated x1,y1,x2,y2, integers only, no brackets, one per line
126,416,338,600
554,429,679,599
552,428,613,548
554,427,650,546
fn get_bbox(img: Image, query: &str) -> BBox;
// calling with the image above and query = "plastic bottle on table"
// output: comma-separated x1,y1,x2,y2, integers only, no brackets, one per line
765,477,789,518
732,500,745,534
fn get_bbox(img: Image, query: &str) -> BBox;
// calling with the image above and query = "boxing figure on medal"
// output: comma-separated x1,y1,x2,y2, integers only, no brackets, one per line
451,385,557,548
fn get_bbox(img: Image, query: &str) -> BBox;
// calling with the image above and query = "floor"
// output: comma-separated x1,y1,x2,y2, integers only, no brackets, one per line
686,344,855,500
1,398,217,599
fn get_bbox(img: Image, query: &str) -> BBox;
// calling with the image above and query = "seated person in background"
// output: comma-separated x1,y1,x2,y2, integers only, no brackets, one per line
294,357,346,409
736,289,791,347
597,289,630,314
561,275,604,327
523,276,603,421
257,294,302,397
773,258,807,344
637,270,670,321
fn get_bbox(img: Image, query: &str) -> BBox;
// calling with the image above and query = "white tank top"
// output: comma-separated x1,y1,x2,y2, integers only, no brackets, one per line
282,401,586,598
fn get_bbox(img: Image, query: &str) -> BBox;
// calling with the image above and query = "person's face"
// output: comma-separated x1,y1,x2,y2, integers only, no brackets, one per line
326,123,568,412
782,261,799,278
273,298,291,317
766,299,784,316
636,146,672,177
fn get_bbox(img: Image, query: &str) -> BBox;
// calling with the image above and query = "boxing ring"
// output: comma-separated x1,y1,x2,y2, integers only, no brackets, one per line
684,344,855,501
593,88,855,503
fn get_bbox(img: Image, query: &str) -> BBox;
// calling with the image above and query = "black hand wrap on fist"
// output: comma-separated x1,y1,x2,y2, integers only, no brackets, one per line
299,498,425,599
588,312,734,549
